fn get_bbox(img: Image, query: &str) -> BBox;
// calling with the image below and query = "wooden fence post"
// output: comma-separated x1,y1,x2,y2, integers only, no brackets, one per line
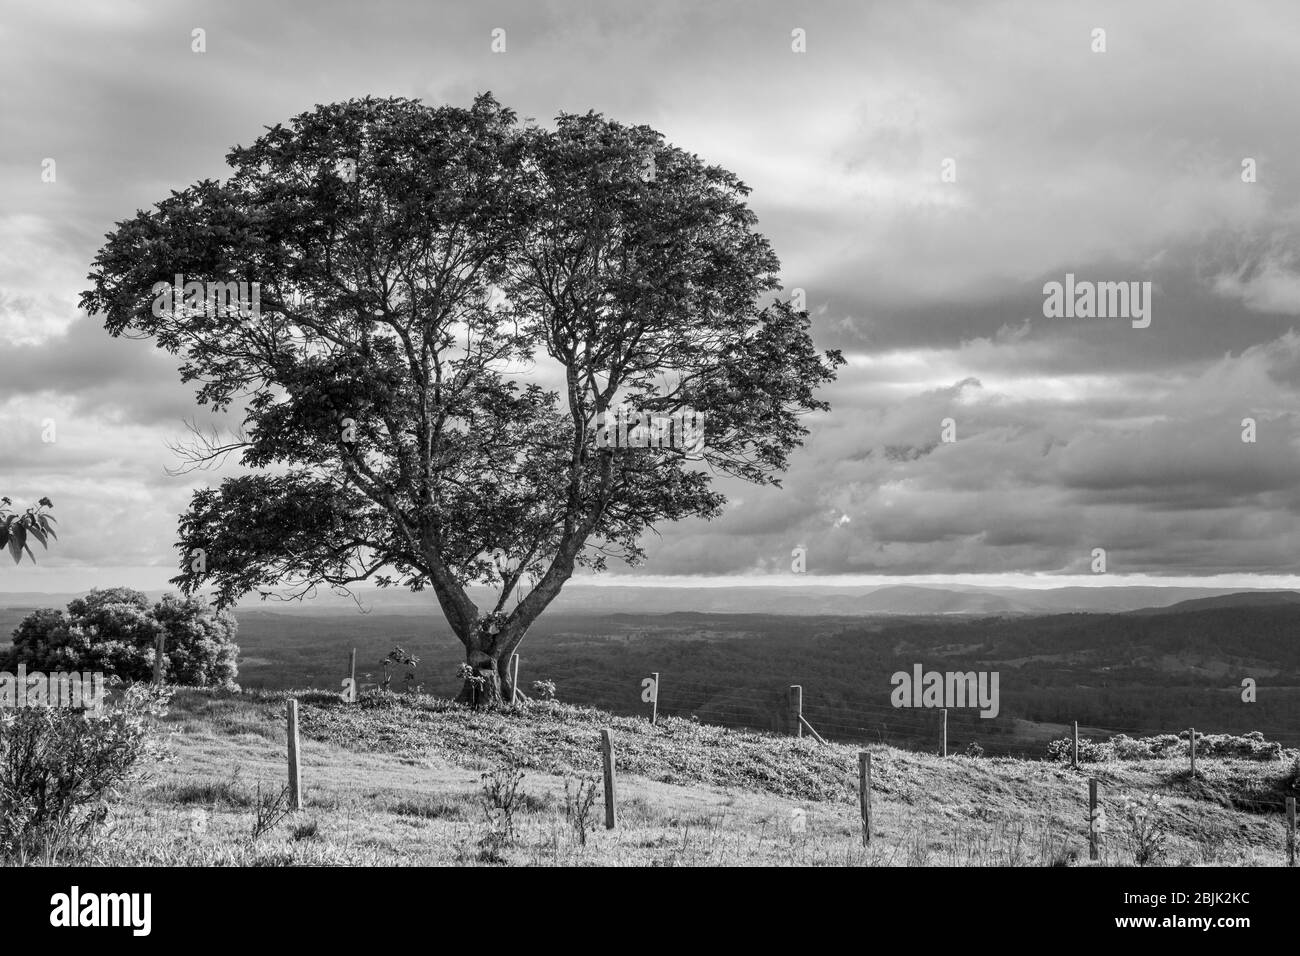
788,685,803,738
941,708,948,757
1288,796,1296,867
287,698,303,811
1088,778,1100,861
153,632,165,685
510,653,520,706
1189,727,1196,776
651,671,659,726
348,648,357,702
859,752,872,846
1072,721,1079,770
601,729,617,830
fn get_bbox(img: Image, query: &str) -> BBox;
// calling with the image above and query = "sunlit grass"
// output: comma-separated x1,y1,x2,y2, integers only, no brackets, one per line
25,687,1295,867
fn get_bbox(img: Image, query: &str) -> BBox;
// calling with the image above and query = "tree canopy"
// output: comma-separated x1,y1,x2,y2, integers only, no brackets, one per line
3,587,239,686
80,93,842,702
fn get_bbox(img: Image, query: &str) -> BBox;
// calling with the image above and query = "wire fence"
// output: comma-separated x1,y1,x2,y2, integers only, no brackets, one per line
250,652,1300,760
537,669,1300,760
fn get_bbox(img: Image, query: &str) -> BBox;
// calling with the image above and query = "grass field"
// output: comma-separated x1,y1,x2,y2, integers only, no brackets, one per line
44,687,1299,867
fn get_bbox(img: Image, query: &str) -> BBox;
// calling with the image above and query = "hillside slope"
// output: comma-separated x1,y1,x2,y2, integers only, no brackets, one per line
87,688,1300,866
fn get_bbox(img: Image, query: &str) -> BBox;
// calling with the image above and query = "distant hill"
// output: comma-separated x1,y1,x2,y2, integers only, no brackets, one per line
3,583,1296,618
1128,591,1300,616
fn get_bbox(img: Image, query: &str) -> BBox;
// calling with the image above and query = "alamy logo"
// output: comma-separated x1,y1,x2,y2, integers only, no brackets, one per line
1042,273,1152,328
50,886,151,936
890,664,999,718
594,406,705,454
151,274,260,319
0,665,104,713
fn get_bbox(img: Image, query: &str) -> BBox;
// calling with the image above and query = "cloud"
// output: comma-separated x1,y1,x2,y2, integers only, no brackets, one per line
631,326,1300,577
3,0,1300,587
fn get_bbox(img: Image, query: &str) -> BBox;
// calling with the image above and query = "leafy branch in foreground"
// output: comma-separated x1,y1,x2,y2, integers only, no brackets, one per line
0,497,56,564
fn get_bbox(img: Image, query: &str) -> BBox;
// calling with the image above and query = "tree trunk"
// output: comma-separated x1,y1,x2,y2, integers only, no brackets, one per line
455,627,523,709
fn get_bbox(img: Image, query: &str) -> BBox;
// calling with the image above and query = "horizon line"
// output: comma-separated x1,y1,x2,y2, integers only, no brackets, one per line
3,570,1300,595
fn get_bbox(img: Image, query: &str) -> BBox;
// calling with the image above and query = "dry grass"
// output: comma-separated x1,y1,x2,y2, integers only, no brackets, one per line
34,687,1296,867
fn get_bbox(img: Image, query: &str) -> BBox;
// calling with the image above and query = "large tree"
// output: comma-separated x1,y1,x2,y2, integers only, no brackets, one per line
80,94,842,705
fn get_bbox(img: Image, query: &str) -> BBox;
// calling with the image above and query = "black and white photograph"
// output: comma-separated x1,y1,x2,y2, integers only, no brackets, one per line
1,0,1296,937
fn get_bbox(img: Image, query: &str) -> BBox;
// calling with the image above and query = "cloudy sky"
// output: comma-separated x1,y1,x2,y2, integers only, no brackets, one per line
3,0,1300,592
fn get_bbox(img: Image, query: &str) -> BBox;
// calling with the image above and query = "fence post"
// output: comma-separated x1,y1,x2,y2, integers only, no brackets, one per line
799,715,828,745
941,708,948,757
287,698,303,811
1189,727,1196,776
1088,778,1100,861
348,648,357,702
788,685,802,738
601,729,617,830
859,752,872,846
1288,796,1296,867
1072,721,1079,770
651,671,659,726
153,632,165,685
510,653,520,706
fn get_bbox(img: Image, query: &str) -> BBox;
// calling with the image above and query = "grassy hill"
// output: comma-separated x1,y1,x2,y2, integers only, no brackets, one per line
81,687,1299,866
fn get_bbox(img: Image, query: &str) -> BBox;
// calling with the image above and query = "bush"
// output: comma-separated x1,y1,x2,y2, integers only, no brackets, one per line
0,682,171,862
249,783,295,841
1195,731,1283,761
1283,754,1300,794
1048,731,1284,764
1046,736,1112,763
2,587,239,687
480,760,525,844
381,645,420,693
1122,794,1168,866
564,775,599,846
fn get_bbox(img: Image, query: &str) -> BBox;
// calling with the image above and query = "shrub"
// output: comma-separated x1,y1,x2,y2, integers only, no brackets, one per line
0,681,171,862
249,783,295,841
480,760,525,845
531,679,556,701
1047,731,1284,764
564,775,599,846
1195,730,1283,761
1046,736,1112,763
1122,794,1168,866
3,587,238,687
455,661,485,697
1110,734,1161,760
149,594,240,686
381,645,420,693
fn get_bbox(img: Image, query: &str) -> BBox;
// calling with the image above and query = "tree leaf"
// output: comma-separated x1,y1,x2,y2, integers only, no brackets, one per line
7,523,25,563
